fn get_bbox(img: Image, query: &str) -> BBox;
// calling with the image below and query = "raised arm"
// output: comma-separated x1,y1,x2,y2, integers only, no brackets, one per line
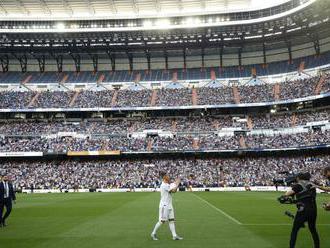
169,178,181,193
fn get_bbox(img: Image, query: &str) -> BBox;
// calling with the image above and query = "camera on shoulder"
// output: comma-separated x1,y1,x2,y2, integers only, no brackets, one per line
273,172,311,187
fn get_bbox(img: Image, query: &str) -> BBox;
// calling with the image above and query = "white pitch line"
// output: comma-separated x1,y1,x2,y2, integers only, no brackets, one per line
192,193,242,225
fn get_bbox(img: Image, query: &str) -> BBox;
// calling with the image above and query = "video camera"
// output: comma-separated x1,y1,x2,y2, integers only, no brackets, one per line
277,195,296,204
273,172,311,186
273,172,298,186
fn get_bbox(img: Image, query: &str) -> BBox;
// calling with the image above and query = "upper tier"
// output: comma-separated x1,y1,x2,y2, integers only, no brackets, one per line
0,74,329,109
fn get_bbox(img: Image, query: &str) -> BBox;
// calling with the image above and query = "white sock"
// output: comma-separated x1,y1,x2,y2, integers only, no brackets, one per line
152,221,162,235
169,221,177,237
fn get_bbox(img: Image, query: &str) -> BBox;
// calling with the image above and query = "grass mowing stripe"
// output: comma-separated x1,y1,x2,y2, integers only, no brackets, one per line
192,193,242,225
1,192,327,248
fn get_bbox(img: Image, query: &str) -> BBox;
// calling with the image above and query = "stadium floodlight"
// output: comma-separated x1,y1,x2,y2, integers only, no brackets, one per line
55,22,66,32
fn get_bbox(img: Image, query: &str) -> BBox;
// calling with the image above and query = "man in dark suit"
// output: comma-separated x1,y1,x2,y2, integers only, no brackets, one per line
0,174,16,227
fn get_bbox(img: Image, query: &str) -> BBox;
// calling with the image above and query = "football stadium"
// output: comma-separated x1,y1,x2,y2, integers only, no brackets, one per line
0,0,329,247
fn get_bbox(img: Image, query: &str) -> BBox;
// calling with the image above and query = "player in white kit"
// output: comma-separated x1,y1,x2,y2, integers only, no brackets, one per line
151,173,183,241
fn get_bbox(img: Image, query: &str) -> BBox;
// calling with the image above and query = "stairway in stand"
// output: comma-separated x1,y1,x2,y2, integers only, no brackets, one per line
273,83,281,101
247,116,253,130
150,89,157,106
69,91,81,107
111,90,118,107
192,138,200,150
314,75,326,95
291,113,297,127
147,138,153,151
192,88,198,105
27,92,40,108
239,136,247,149
171,119,177,132
232,86,241,104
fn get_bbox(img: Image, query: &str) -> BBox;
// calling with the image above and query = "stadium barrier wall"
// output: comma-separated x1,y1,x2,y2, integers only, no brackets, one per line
22,186,291,194
21,187,329,194
0,152,43,157
0,144,328,159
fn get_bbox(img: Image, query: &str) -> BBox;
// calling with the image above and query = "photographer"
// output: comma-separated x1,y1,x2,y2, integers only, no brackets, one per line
282,172,320,248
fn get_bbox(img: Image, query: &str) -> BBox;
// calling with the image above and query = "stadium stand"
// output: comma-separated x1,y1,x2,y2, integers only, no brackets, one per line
0,74,329,109
1,155,328,190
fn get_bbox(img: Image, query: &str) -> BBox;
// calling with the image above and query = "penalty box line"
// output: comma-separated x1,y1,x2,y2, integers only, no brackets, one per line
192,193,242,225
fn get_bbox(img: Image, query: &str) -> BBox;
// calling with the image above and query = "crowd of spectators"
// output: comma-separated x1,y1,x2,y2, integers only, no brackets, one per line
0,75,328,109
295,109,330,126
0,136,147,152
73,90,114,108
252,114,294,129
280,77,317,100
1,155,328,190
0,109,328,136
239,84,274,103
197,87,234,105
0,120,132,135
115,89,152,107
0,128,329,152
32,91,74,108
156,88,192,106
199,134,240,150
251,109,330,129
0,91,34,108
151,136,194,151
323,73,330,93
133,118,174,132
245,129,330,149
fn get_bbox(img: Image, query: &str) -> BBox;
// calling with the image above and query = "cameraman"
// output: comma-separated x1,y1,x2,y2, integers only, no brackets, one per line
283,172,320,248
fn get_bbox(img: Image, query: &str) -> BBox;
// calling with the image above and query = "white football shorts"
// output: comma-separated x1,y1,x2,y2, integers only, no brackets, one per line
159,205,175,221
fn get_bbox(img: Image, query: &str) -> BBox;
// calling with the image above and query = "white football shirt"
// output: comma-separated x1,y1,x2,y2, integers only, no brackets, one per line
159,182,176,208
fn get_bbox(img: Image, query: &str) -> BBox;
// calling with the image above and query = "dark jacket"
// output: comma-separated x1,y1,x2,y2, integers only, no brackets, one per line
0,181,16,202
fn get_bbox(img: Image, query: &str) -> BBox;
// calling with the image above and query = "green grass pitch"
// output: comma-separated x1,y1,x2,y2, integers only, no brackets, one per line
0,192,329,248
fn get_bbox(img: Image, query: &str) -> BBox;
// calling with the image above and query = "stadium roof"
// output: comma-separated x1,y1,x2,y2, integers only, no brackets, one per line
0,0,328,72
0,0,298,20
